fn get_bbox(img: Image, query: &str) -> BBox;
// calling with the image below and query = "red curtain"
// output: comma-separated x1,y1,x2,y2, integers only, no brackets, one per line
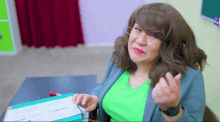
14,0,85,48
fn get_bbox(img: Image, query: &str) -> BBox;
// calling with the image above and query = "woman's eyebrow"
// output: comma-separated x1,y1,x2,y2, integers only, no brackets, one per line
135,25,154,35
143,29,153,35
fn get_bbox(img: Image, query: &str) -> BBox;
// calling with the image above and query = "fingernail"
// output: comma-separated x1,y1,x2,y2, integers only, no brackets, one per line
177,74,182,80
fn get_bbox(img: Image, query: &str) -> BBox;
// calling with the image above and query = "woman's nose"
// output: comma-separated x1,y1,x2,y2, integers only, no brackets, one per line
136,33,147,45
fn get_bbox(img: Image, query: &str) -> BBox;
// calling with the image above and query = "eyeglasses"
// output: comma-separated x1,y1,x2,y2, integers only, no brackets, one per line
126,27,158,40
127,26,186,47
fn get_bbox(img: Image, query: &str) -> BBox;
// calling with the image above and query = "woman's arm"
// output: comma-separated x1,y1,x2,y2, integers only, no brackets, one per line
160,70,206,121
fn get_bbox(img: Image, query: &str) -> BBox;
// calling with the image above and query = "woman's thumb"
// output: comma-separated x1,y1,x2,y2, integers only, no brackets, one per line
85,103,96,112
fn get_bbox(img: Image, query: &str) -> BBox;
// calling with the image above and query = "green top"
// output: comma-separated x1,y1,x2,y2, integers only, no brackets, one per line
102,71,151,121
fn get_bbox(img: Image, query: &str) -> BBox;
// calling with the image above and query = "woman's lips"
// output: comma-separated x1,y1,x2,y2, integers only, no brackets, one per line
133,47,145,54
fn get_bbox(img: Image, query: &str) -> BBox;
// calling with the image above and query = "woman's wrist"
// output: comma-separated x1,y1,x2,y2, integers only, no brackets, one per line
91,95,99,103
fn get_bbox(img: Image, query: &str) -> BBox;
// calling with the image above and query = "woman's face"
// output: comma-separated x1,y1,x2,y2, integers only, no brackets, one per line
128,23,162,65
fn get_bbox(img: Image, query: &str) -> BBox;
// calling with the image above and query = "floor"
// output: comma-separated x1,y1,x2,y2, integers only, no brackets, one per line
0,45,114,116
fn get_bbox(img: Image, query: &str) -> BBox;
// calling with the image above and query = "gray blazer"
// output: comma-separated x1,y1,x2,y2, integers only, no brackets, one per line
90,57,206,122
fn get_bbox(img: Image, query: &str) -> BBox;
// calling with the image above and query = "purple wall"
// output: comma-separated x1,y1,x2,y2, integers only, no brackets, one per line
78,0,145,46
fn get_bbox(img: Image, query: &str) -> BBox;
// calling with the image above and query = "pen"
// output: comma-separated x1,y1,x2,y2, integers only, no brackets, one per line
49,92,61,96
49,92,83,115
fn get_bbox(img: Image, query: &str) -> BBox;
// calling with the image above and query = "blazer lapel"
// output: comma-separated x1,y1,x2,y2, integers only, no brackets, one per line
99,68,125,111
142,86,157,122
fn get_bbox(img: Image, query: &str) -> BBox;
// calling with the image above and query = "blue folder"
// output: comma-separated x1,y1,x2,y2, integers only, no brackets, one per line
10,93,83,121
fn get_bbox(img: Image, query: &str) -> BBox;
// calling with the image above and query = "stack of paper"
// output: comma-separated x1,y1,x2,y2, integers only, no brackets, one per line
4,97,81,121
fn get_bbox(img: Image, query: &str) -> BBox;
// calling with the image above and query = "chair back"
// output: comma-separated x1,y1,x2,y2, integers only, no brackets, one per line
203,105,219,122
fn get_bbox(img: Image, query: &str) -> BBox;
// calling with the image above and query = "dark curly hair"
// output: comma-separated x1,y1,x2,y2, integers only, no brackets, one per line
112,3,211,88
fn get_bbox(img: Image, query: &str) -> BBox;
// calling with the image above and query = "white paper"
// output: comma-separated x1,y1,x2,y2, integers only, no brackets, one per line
78,105,89,119
4,97,82,121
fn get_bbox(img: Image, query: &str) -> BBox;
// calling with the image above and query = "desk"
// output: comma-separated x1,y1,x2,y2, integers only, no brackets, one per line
0,75,97,121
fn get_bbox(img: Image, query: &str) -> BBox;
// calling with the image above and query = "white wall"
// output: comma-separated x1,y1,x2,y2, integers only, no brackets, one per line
78,0,144,46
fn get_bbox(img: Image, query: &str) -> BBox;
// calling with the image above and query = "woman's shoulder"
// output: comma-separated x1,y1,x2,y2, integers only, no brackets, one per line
181,66,204,88
184,66,203,78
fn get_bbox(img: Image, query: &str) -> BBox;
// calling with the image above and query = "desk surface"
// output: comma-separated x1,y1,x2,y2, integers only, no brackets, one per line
0,75,97,121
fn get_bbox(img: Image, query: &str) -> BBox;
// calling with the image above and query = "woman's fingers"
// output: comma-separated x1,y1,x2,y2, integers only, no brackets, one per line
85,102,95,112
72,94,98,112
75,94,85,104
72,94,96,108
72,93,79,103
82,95,90,105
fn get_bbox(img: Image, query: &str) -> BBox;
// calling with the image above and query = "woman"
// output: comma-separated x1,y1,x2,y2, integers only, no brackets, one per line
72,2,210,122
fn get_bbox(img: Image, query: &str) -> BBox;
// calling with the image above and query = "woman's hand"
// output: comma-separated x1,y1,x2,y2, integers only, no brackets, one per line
72,93,99,112
152,72,182,111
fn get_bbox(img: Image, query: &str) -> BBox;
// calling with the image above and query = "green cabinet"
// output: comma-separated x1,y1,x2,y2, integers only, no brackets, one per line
0,0,22,55
0,22,14,51
0,0,8,19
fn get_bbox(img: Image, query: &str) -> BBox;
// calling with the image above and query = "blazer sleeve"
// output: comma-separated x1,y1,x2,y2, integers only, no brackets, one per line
90,56,114,98
160,70,206,121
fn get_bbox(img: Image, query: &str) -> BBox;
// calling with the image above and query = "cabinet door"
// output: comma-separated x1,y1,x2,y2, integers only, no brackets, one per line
0,0,8,19
0,22,14,51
